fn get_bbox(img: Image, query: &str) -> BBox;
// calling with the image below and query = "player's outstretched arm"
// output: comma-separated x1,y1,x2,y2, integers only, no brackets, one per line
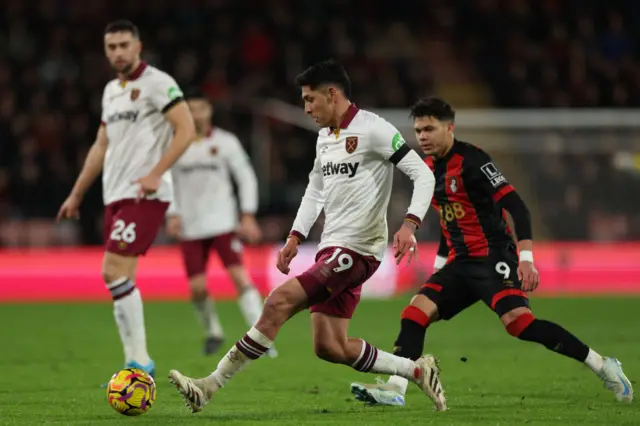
57,125,108,220
471,149,538,291
394,149,436,225
497,190,538,290
392,149,435,264
71,125,108,199
133,79,196,198
277,154,324,274
371,120,435,264
289,154,324,244
149,102,196,178
226,135,261,243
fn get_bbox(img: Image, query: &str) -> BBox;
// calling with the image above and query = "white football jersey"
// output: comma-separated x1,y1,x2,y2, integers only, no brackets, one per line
290,105,435,260
167,128,258,240
101,62,184,205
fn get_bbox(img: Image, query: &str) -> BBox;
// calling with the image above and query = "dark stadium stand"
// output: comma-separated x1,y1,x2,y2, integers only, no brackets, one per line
1,0,638,246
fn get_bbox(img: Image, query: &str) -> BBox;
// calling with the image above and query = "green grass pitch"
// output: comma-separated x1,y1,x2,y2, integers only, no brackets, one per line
0,297,638,425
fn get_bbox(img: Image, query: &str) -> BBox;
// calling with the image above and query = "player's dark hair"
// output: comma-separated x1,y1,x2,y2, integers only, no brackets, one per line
410,97,455,122
104,20,140,38
184,87,209,101
294,59,352,99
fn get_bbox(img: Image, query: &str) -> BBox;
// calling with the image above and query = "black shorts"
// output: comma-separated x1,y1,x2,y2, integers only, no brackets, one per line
420,247,529,319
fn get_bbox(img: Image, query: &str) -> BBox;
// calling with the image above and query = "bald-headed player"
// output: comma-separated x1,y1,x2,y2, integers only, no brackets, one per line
57,20,196,377
167,89,276,357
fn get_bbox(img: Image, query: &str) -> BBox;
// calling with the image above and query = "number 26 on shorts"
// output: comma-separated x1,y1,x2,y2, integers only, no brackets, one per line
110,219,137,243
325,248,353,273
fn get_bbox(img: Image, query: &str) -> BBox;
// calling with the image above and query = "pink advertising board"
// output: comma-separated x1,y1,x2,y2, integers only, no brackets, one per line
0,243,638,302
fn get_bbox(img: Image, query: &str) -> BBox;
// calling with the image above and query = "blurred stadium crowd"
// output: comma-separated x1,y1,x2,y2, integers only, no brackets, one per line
0,0,639,247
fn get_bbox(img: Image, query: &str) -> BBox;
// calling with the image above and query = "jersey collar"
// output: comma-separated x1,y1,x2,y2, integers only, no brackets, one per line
128,61,147,80
435,139,459,163
119,61,147,86
195,127,214,142
329,103,359,135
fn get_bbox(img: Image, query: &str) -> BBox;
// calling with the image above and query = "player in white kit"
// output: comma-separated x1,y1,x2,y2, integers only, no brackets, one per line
167,89,276,357
57,20,196,377
168,60,446,413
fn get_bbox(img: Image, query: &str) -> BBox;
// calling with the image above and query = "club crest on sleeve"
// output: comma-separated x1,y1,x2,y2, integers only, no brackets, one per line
345,136,358,154
447,176,458,193
130,88,140,101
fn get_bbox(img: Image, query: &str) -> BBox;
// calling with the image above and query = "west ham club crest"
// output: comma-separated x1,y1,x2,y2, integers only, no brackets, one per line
130,88,140,101
345,136,358,154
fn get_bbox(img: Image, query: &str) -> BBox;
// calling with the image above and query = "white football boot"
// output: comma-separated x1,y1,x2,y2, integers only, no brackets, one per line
351,377,406,406
351,354,447,411
168,370,216,413
597,357,633,402
412,354,448,411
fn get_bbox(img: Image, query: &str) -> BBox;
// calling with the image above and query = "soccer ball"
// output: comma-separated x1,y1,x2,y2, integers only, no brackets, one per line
106,368,157,416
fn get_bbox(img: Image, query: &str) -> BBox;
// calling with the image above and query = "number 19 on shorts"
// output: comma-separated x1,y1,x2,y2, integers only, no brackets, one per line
325,248,353,273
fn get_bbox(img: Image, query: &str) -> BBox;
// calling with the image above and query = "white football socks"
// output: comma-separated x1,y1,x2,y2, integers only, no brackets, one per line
238,287,263,327
387,375,410,394
209,326,272,387
108,278,151,366
352,340,417,380
370,350,417,379
113,301,133,364
584,348,605,373
193,296,224,339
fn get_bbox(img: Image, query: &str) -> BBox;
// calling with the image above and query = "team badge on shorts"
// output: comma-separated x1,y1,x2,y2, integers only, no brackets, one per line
447,176,458,193
130,88,140,101
345,136,358,154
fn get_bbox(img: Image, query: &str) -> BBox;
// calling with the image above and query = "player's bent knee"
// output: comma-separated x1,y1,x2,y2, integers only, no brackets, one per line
101,251,137,283
227,265,251,291
262,292,288,318
503,308,535,337
260,279,308,325
313,339,346,364
408,293,439,321
188,274,207,294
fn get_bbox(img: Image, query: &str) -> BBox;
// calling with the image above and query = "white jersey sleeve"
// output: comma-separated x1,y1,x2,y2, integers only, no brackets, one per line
290,150,324,241
225,136,258,214
369,119,435,226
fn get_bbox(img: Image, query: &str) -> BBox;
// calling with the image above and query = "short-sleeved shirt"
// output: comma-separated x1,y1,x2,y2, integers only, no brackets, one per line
101,62,184,205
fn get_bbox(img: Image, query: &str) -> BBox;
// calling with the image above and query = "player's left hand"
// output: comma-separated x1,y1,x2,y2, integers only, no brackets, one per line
518,261,539,292
393,222,418,266
238,214,262,244
133,174,162,200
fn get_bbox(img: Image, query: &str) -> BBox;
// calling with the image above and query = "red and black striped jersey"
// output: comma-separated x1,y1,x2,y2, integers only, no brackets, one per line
426,140,515,261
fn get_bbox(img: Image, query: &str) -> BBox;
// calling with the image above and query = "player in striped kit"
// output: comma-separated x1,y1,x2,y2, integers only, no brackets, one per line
351,97,633,406
167,89,276,357
57,20,196,377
